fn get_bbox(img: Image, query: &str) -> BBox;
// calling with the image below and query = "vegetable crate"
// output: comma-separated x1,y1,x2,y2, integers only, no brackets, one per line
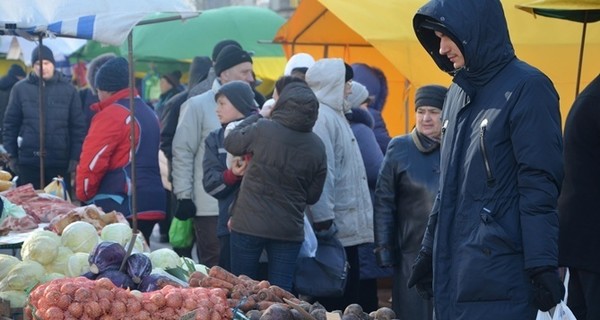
0,298,25,320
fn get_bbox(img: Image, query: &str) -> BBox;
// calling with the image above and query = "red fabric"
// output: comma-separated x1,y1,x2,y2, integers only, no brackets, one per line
223,169,242,186
76,89,141,202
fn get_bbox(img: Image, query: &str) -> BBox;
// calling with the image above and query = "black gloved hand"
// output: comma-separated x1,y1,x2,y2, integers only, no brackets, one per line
529,267,565,312
407,250,433,300
174,199,196,220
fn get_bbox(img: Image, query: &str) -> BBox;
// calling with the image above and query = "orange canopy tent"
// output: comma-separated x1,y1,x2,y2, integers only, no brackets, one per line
274,0,600,135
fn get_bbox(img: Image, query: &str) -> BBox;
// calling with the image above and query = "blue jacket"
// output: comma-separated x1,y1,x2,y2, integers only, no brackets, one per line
414,1,563,319
203,127,241,238
3,72,85,168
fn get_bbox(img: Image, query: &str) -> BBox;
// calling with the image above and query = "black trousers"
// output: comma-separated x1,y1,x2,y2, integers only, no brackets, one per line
17,165,70,191
567,268,600,320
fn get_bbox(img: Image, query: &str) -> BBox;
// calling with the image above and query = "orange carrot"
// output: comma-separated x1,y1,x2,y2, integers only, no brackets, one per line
209,266,244,286
268,285,296,300
256,288,283,303
199,276,235,290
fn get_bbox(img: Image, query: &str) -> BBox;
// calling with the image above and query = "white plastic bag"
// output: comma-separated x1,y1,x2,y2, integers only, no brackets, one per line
536,269,577,320
298,215,317,258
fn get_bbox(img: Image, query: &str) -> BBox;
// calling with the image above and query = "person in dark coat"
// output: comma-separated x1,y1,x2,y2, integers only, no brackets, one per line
224,81,327,292
352,63,391,154
202,80,259,271
154,70,184,119
3,45,85,190
407,1,565,319
346,81,391,313
374,84,446,320
558,73,600,320
0,64,26,145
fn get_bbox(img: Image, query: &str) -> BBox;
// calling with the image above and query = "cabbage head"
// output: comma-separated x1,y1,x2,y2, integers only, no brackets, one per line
61,221,99,253
45,246,74,274
0,260,45,291
0,254,20,281
21,232,60,265
100,223,132,246
66,252,90,277
0,290,28,308
149,248,181,269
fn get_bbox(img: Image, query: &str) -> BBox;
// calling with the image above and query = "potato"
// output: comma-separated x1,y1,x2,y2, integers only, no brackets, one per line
374,307,396,320
0,180,13,191
0,170,12,181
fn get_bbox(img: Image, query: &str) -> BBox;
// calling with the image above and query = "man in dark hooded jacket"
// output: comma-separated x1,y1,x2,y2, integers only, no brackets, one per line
407,1,565,319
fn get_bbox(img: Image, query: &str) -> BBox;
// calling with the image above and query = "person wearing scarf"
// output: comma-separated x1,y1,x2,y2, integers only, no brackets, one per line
373,84,447,320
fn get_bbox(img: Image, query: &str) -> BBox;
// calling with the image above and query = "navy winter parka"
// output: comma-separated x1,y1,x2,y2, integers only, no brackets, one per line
3,71,85,168
413,0,563,319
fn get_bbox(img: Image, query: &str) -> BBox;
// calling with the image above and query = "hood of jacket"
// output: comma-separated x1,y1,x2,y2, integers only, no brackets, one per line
270,82,319,132
188,56,212,88
413,0,515,94
346,107,374,129
305,58,346,113
0,74,21,90
352,63,388,112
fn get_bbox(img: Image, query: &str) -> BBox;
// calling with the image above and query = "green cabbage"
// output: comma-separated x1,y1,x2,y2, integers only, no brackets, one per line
0,254,20,281
0,260,45,291
149,248,182,269
0,290,28,308
66,252,90,277
61,221,99,253
100,223,132,246
45,246,74,274
20,233,60,265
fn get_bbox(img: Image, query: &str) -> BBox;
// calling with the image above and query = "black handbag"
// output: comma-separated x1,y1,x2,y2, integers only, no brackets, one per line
294,224,349,297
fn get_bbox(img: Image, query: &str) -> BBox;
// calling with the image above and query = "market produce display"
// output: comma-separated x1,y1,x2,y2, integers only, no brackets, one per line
26,277,231,320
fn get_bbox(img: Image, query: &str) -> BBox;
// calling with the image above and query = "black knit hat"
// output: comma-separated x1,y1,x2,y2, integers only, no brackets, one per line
8,64,26,79
31,45,55,66
344,63,354,82
162,70,182,88
215,81,257,117
95,57,129,92
415,85,447,110
211,39,242,61
214,45,253,76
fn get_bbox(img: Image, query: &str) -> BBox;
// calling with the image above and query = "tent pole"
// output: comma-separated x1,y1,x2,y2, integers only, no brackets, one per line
128,32,138,234
38,33,46,188
575,12,588,96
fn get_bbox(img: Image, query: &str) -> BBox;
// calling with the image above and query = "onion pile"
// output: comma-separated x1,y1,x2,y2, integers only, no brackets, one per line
27,276,232,320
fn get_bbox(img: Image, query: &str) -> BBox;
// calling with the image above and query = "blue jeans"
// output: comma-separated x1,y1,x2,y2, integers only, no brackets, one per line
230,231,302,291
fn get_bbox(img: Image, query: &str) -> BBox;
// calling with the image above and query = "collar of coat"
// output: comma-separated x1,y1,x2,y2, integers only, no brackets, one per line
91,88,140,112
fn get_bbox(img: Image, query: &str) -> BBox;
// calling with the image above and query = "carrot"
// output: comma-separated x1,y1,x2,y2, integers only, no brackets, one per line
268,285,296,300
199,276,235,290
256,288,283,303
209,266,244,286
230,284,252,299
229,295,257,312
252,280,271,292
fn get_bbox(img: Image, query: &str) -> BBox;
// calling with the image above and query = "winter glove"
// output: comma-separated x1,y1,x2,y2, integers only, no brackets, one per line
8,158,18,175
174,199,196,220
68,160,78,173
528,267,565,312
407,249,433,300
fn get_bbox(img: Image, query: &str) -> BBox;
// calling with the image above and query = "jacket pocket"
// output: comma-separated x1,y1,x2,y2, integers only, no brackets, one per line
455,206,522,302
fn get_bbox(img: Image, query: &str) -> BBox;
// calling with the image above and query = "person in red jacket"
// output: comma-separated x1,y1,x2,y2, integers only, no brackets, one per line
76,57,166,243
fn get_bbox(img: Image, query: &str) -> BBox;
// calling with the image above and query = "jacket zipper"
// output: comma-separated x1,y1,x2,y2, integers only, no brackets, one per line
479,119,496,187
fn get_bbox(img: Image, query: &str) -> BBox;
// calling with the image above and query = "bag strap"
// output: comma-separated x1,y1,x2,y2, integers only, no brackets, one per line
563,268,570,303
